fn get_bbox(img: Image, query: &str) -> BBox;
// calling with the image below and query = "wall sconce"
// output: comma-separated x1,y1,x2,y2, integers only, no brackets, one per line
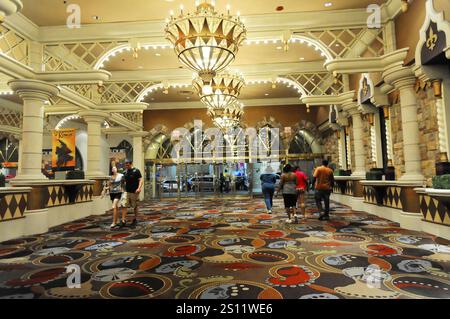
432,80,442,98
333,71,339,85
383,106,390,119
345,127,350,136
130,39,141,59
97,81,105,94
401,0,410,13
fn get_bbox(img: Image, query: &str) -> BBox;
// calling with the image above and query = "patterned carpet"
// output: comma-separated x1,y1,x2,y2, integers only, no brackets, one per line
0,196,449,299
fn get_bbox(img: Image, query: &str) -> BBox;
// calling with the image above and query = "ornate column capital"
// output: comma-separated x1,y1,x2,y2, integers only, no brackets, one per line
78,110,109,123
383,64,416,90
0,0,22,22
342,99,359,116
8,79,59,101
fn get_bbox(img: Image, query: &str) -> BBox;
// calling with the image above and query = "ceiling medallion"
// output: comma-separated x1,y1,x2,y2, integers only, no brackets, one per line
192,71,245,109
165,0,247,83
208,101,245,131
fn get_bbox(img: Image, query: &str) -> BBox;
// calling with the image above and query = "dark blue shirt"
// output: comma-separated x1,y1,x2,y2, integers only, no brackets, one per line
260,173,277,185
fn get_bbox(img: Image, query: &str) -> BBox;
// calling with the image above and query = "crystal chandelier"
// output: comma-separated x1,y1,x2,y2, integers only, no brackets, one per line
193,71,245,109
208,101,244,130
165,1,247,85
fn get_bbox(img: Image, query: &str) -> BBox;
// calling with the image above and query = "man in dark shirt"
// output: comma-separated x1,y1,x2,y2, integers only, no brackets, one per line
121,159,143,227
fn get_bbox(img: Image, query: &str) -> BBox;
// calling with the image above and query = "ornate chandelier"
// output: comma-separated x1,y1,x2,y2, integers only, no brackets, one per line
208,101,244,130
192,71,245,109
165,1,246,84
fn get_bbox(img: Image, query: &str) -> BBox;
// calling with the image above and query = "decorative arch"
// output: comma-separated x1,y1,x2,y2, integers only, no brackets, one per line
94,43,172,70
290,35,334,62
55,114,110,130
94,34,333,71
276,77,308,97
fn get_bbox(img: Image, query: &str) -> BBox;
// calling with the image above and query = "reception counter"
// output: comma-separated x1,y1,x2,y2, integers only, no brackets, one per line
10,179,94,210
0,178,110,242
415,188,450,226
333,176,364,197
361,180,422,214
331,177,450,239
0,187,32,222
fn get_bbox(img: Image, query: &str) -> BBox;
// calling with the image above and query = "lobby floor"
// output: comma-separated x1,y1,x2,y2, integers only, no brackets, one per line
0,196,449,299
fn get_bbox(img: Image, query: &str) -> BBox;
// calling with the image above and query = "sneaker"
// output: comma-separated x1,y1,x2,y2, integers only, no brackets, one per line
110,224,120,231
119,220,127,228
268,210,272,215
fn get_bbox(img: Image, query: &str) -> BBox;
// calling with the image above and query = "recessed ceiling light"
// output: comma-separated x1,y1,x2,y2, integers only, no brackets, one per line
276,46,283,50
265,93,270,96
299,57,305,60
324,2,333,7
92,15,100,20
155,53,161,56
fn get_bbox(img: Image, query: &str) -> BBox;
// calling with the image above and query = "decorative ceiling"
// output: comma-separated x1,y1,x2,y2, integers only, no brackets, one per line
21,0,387,26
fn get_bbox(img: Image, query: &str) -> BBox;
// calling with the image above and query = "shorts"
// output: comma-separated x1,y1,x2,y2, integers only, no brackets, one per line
124,192,139,209
110,193,123,209
283,194,297,208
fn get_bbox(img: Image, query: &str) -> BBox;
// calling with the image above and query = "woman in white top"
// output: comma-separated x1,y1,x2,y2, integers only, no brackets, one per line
108,166,125,230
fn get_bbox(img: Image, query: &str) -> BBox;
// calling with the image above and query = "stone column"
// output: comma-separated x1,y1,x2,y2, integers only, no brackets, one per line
8,80,59,181
130,131,147,200
343,101,366,178
384,66,425,182
79,111,109,178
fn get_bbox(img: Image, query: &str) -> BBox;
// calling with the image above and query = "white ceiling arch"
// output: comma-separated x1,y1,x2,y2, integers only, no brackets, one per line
55,114,111,130
135,76,308,103
94,33,332,71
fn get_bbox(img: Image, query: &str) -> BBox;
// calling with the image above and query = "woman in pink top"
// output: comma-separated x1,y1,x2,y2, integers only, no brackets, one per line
294,166,309,219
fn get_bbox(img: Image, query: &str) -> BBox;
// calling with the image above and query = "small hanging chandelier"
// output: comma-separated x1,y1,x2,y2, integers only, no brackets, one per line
165,1,247,84
208,101,244,131
193,71,245,109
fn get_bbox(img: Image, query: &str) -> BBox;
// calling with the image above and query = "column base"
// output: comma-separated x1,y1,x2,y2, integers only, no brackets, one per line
398,174,425,184
11,174,48,182
86,173,109,180
351,171,366,178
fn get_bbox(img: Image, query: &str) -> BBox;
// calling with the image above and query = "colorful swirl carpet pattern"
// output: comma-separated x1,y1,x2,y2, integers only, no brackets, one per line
0,197,449,299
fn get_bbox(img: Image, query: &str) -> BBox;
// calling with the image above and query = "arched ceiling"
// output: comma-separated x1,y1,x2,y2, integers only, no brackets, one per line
22,0,387,26
103,41,324,72
142,81,302,104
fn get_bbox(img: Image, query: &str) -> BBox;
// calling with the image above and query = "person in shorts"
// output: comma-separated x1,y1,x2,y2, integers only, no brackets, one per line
108,166,124,230
294,166,309,219
277,164,298,223
122,159,143,227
